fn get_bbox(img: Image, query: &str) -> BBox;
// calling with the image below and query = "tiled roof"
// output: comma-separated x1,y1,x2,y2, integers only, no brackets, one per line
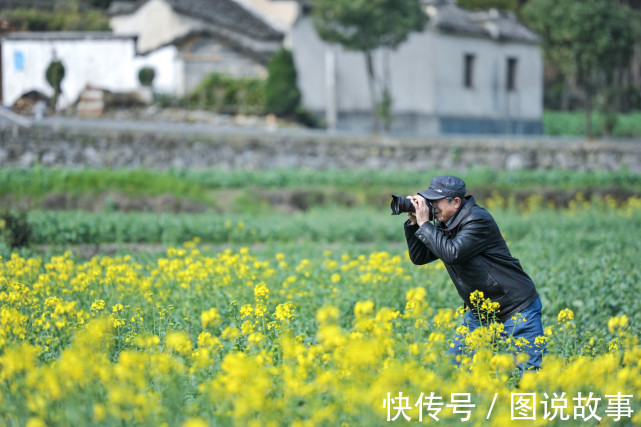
110,0,283,41
427,2,539,43
168,0,283,40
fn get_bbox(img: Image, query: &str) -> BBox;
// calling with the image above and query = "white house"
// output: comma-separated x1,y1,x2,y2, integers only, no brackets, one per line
1,0,299,109
291,0,543,135
2,0,543,136
0,32,178,110
108,0,298,52
108,0,296,89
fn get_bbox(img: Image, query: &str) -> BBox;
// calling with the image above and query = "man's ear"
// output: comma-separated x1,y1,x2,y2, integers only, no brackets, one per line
453,197,462,208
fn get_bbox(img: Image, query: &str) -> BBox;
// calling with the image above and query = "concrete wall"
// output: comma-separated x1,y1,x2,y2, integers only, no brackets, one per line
134,44,181,95
291,19,440,135
292,18,436,116
1,34,140,109
432,33,542,121
0,33,184,108
291,17,329,113
2,127,639,173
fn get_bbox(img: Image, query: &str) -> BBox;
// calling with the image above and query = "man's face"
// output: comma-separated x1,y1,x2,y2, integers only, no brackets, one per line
431,197,461,222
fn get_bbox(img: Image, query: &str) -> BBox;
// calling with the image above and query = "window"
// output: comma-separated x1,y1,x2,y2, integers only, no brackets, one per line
463,54,475,88
14,51,25,71
506,57,518,91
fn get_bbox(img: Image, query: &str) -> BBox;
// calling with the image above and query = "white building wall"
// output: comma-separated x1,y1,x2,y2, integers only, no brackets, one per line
386,31,435,115
506,43,543,119
2,36,137,109
292,17,441,133
1,35,181,109
110,0,199,53
292,15,542,134
134,44,181,95
432,33,542,120
291,17,328,112
292,18,437,114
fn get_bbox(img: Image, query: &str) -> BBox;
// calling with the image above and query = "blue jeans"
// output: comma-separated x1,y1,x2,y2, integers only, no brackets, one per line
446,297,546,371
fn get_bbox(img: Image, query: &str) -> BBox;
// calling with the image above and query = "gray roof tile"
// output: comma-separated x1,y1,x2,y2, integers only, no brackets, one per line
108,0,283,40
430,3,539,43
166,0,284,40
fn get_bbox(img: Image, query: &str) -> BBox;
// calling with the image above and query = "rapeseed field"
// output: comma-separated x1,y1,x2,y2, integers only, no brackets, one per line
1,229,639,426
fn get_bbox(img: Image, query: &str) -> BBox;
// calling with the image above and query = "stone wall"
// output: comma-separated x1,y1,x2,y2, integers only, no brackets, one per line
1,127,641,172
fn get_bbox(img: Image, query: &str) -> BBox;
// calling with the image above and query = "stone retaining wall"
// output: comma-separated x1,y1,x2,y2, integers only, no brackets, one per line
1,127,641,172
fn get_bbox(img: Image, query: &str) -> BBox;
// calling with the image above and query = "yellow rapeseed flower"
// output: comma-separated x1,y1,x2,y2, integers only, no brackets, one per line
274,302,295,323
316,305,339,325
201,307,222,329
557,308,574,323
254,283,270,301
608,314,629,334
354,300,375,319
182,417,208,427
470,290,484,305
406,287,426,302
165,331,192,356
25,418,46,427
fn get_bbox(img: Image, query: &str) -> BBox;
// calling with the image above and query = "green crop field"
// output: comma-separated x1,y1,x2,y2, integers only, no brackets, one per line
543,110,641,137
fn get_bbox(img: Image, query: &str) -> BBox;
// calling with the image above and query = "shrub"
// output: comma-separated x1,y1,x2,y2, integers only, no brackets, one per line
295,106,323,128
155,93,186,108
45,59,65,110
457,0,518,11
188,73,265,114
2,7,109,31
0,211,32,249
138,67,156,87
264,48,301,117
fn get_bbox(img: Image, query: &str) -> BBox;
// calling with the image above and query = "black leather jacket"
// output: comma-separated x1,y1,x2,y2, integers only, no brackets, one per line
404,195,538,322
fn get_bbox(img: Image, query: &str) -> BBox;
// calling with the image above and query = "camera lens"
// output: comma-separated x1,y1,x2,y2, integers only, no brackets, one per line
390,195,415,215
390,194,434,221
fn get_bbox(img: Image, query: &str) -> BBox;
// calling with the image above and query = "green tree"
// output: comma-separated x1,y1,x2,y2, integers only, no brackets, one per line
311,0,427,133
264,48,301,117
138,67,156,87
81,0,116,9
523,0,639,138
458,0,518,12
45,59,65,110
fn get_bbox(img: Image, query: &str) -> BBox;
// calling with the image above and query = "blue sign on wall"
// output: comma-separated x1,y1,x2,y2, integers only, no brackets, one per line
14,51,25,70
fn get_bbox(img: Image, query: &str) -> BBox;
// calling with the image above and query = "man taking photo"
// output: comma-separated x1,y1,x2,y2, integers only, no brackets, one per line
403,175,546,371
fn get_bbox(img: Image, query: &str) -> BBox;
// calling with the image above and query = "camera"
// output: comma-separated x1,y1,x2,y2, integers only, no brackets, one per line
390,194,434,220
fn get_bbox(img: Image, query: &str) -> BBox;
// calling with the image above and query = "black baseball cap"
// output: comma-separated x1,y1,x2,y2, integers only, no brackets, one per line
418,175,467,200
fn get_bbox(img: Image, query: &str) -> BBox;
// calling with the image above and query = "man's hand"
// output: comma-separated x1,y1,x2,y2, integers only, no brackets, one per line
411,196,431,227
406,195,417,225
